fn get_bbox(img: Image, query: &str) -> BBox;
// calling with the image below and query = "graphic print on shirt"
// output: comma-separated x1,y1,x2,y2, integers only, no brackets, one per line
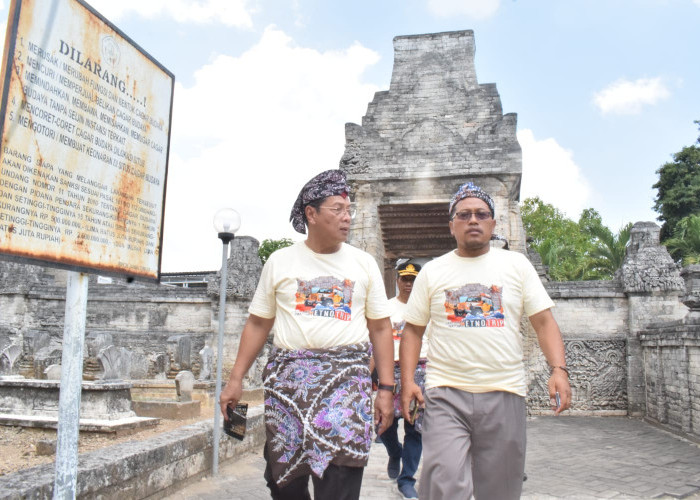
295,276,355,321
392,319,406,342
443,283,504,327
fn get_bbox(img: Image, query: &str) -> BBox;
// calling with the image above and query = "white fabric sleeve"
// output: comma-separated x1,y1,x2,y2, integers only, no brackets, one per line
403,268,431,327
247,256,277,319
364,256,391,319
521,254,555,317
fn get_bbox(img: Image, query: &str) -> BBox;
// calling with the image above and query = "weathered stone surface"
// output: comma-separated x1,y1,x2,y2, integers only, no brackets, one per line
621,222,685,293
681,265,700,321
0,405,265,499
98,345,132,381
0,379,135,420
208,236,263,299
528,340,627,414
132,400,200,420
43,364,61,380
35,439,56,456
0,344,21,375
167,335,192,372
175,371,195,402
339,30,527,292
198,346,213,381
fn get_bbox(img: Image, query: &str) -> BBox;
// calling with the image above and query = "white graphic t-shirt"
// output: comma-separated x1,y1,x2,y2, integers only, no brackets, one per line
249,241,391,350
403,248,554,396
389,297,428,361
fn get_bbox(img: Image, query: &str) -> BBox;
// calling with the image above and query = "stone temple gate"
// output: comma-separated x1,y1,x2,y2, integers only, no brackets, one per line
339,30,526,292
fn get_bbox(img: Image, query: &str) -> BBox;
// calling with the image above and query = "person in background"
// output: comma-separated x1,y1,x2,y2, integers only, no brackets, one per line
219,169,395,500
380,260,426,500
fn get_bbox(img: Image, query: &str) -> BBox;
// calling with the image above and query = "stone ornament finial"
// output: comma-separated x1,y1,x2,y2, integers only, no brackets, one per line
620,222,685,293
681,265,700,321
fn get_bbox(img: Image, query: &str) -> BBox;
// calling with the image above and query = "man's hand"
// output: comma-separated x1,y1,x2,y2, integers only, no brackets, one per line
219,378,243,421
374,389,395,435
400,380,424,423
548,369,571,416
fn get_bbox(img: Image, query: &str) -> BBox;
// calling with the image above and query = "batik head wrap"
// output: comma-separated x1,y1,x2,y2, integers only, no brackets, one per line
289,169,351,234
448,181,495,217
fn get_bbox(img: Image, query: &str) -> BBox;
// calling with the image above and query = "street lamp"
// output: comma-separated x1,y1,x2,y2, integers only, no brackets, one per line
212,208,241,476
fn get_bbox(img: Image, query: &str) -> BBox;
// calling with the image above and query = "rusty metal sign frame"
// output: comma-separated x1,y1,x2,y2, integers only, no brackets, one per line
0,0,174,282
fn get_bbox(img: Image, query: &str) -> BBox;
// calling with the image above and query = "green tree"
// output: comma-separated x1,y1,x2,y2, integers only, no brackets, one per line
579,208,632,278
258,238,294,264
664,213,700,265
522,199,631,281
521,197,593,281
652,121,700,240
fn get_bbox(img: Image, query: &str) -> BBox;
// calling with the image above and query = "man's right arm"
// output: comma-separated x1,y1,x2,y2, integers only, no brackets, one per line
399,322,426,422
219,313,275,419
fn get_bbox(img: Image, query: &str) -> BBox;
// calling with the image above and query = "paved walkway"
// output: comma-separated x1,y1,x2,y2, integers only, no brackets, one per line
166,416,700,499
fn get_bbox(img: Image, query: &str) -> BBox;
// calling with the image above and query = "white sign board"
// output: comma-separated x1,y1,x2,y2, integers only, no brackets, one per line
0,0,173,281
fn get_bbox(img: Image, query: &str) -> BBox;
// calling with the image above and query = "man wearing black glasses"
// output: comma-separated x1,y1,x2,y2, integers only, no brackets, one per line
219,169,395,500
399,182,571,500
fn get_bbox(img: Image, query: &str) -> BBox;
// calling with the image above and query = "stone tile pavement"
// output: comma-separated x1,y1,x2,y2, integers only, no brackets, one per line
165,416,700,499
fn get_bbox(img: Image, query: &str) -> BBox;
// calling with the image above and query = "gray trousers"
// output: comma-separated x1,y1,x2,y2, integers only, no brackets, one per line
419,387,526,500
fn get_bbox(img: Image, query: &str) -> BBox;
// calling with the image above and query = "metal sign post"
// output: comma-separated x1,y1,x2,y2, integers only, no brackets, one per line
53,271,88,499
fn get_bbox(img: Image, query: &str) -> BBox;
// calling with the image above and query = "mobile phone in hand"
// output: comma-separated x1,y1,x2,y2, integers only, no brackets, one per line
224,403,248,440
409,400,419,424
555,392,561,410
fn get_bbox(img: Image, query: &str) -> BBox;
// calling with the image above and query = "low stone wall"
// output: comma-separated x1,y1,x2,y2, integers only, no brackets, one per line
0,404,266,499
526,280,629,415
641,329,700,441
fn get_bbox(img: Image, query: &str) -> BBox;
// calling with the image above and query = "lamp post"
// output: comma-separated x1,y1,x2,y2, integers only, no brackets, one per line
212,208,241,476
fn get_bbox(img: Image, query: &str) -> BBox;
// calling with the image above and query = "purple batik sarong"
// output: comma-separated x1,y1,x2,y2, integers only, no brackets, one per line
263,342,373,486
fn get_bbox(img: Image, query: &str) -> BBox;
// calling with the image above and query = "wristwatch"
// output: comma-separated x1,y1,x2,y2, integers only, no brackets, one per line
377,383,396,394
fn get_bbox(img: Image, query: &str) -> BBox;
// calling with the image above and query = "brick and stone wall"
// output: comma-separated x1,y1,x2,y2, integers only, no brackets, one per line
639,264,700,441
526,280,629,415
0,236,262,387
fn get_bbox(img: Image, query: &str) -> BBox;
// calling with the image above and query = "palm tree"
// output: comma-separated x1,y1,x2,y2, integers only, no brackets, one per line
586,222,633,278
664,214,700,265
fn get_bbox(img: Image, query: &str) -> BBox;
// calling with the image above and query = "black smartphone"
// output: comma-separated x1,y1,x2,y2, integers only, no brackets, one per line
224,403,248,440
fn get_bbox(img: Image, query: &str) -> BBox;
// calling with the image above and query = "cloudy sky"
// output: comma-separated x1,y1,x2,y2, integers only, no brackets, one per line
1,0,698,272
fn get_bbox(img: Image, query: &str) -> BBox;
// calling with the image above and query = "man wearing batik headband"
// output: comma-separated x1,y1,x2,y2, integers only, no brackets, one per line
399,181,571,500
220,169,395,500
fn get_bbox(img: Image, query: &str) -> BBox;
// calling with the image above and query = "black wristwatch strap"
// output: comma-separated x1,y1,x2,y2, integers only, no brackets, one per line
377,383,395,393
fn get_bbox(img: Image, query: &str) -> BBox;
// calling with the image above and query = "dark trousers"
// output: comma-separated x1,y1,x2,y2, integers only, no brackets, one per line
380,416,422,488
263,445,364,500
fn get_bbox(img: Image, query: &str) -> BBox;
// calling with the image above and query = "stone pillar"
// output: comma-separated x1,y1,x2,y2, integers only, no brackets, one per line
620,222,686,415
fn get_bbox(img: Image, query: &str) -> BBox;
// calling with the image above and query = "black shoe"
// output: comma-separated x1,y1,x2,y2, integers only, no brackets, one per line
387,456,401,479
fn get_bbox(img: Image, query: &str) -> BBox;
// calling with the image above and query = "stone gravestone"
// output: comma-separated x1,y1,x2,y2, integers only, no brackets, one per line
97,345,132,381
129,352,149,380
87,332,113,358
34,349,62,380
44,364,62,380
167,335,191,371
198,346,213,381
0,344,22,376
152,353,170,380
175,370,194,402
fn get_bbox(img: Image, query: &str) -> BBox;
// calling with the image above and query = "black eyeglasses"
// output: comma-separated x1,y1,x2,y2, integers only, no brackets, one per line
452,211,492,221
